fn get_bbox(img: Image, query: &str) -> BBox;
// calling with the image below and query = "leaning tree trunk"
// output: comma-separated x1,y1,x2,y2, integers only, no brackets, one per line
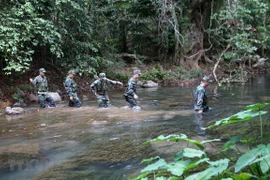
181,13,204,70
180,0,212,70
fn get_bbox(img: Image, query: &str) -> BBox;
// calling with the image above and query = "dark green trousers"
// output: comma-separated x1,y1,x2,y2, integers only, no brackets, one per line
38,93,56,108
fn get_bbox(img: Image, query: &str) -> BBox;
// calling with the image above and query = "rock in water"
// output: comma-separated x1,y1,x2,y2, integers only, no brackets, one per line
141,80,158,88
5,107,24,115
48,92,61,102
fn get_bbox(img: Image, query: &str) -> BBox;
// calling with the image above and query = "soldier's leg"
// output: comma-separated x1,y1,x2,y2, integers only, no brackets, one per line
68,96,74,107
127,96,137,108
38,94,46,108
73,93,82,107
103,95,111,107
46,94,56,107
97,95,104,108
69,100,75,107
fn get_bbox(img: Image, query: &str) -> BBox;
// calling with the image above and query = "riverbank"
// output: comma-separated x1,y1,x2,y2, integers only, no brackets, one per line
0,62,269,108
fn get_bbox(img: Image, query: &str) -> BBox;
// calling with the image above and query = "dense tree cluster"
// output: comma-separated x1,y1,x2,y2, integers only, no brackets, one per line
0,0,269,77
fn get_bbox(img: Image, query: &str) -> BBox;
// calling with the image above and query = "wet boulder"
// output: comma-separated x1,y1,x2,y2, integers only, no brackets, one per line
0,142,43,171
48,92,61,102
5,106,24,115
28,92,61,102
28,93,38,102
13,102,27,107
141,80,158,88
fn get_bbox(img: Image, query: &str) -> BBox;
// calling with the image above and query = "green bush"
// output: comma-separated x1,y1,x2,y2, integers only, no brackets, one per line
140,67,167,82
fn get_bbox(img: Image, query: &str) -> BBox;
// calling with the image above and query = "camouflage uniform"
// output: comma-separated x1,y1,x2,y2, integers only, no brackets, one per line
64,76,82,107
90,75,122,108
124,77,138,108
31,73,56,108
194,84,209,112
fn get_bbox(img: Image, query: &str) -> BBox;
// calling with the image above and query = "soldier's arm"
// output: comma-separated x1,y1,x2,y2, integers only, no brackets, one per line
126,81,136,96
90,81,96,94
196,89,205,110
31,76,39,85
106,78,122,85
64,81,74,97
45,77,49,92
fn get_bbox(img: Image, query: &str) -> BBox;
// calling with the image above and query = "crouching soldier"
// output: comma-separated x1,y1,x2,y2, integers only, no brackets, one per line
29,68,56,108
90,73,123,108
64,70,82,107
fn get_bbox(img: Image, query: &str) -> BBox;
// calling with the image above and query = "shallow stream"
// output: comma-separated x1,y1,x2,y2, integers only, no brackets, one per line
0,74,270,180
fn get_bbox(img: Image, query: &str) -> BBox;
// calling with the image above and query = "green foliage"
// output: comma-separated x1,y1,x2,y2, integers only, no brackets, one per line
138,66,204,83
140,68,167,82
132,103,270,179
12,92,24,103
109,72,130,84
163,67,204,82
0,0,62,74
1,0,270,77
207,0,270,81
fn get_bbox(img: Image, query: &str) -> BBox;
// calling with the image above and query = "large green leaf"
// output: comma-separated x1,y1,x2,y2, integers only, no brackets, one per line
174,151,184,161
231,172,254,180
235,144,270,174
141,158,167,173
144,134,204,150
245,103,269,111
166,160,191,176
250,144,270,173
183,148,205,158
206,109,267,129
184,158,210,171
185,159,229,180
222,136,241,151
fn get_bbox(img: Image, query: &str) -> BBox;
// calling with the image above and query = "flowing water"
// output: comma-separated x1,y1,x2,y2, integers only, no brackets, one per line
0,74,270,180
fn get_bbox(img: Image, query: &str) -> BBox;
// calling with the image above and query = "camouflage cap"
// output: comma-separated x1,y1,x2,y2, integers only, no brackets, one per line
99,73,106,78
39,68,46,73
133,70,141,75
202,76,213,83
68,70,76,75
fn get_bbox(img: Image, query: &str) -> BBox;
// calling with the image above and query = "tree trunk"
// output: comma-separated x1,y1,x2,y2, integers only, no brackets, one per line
180,1,210,70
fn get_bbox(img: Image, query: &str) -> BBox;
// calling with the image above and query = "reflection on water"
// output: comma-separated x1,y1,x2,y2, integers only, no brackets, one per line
0,74,269,180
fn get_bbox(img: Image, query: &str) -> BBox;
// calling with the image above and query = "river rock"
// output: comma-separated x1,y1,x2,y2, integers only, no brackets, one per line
5,106,24,115
13,102,27,107
28,92,61,102
0,101,13,109
17,88,25,97
0,142,42,171
28,93,38,102
141,80,158,88
48,92,61,102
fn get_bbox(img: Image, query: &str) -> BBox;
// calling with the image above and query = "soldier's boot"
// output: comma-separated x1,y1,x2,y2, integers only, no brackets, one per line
73,97,82,108
102,99,111,108
46,96,56,107
39,95,46,108
69,100,75,107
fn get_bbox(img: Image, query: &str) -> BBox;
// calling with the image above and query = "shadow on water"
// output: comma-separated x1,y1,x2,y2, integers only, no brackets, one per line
0,74,270,180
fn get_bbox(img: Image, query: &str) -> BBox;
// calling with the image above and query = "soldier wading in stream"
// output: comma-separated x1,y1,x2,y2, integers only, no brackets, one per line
90,73,123,108
29,68,56,108
63,70,82,108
